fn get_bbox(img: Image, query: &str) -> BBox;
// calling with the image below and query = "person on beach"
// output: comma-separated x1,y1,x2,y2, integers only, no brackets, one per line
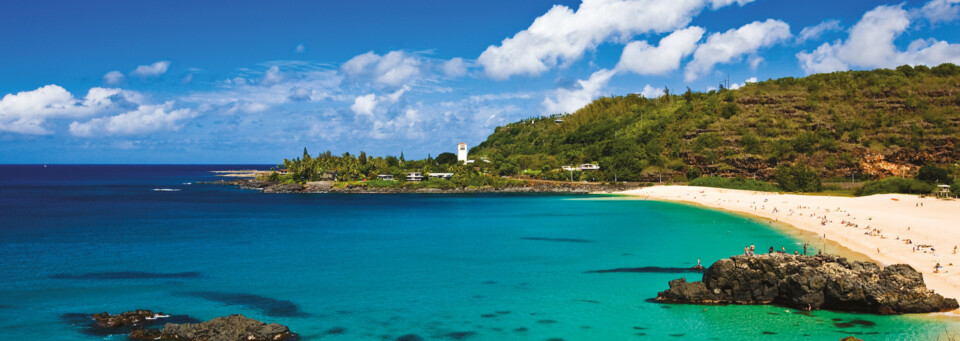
803,243,808,255
818,249,822,256
769,246,774,254
935,263,941,273
750,245,755,255
745,246,750,256
781,246,786,254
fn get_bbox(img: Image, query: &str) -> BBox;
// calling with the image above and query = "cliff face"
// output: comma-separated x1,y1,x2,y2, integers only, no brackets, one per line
656,254,959,314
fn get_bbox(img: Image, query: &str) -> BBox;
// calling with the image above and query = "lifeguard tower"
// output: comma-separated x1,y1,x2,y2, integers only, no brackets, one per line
936,184,951,198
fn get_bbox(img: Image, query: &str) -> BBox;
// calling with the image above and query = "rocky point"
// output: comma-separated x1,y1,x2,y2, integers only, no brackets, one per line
656,253,959,314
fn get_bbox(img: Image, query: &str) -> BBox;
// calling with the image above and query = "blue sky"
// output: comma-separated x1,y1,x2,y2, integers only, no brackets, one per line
1,0,959,163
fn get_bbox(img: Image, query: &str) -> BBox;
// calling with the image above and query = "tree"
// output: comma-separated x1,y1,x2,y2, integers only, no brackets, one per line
435,152,458,165
359,151,367,165
775,162,822,192
916,165,950,183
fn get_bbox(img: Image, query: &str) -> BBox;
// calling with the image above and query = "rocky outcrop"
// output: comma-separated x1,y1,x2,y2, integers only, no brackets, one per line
656,253,959,314
92,309,159,328
153,314,296,341
83,311,296,341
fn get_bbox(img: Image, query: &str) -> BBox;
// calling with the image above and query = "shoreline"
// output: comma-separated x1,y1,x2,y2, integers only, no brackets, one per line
612,185,960,315
215,177,634,194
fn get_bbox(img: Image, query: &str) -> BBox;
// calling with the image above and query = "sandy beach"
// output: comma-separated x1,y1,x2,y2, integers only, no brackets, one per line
615,185,960,303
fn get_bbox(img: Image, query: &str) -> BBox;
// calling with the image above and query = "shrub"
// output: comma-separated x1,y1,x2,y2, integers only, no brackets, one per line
775,162,822,192
689,176,780,192
856,177,936,196
916,165,951,184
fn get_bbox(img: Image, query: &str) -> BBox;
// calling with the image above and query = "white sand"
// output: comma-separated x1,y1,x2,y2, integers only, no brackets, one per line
615,185,960,301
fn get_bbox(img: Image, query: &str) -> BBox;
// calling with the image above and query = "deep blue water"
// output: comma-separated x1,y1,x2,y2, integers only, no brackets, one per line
0,165,955,340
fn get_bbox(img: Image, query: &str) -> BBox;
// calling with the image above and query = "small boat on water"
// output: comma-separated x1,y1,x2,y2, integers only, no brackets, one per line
152,188,181,192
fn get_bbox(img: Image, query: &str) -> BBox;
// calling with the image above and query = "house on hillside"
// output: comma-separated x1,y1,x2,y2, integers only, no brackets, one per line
428,172,453,179
377,174,394,181
277,168,288,175
579,164,600,171
406,172,424,182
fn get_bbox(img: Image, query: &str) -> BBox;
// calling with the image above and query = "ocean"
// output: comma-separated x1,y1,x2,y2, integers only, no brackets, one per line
0,165,954,340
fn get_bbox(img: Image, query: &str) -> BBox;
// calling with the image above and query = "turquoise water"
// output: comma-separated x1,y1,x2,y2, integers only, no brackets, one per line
0,165,955,340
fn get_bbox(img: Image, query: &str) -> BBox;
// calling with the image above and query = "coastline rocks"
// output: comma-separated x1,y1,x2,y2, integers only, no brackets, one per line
229,178,633,194
153,314,297,341
84,311,296,341
92,309,159,328
655,253,959,314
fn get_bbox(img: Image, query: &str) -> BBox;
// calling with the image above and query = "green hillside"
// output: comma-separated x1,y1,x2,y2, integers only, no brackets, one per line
471,64,960,184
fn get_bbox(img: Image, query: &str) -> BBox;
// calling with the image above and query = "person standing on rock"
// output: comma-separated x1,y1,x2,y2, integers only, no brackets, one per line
769,246,774,254
803,243,808,256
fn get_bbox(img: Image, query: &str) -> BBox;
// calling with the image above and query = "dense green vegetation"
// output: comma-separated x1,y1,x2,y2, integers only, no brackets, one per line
265,148,521,188
688,176,779,192
471,64,960,185
855,177,937,196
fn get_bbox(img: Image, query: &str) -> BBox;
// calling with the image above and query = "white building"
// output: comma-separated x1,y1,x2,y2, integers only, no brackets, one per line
579,164,600,170
457,142,468,163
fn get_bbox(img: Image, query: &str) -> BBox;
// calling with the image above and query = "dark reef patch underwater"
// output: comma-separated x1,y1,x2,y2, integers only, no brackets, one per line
180,291,308,317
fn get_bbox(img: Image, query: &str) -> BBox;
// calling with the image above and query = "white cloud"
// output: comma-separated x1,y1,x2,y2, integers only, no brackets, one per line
616,26,704,75
341,51,421,87
132,61,170,77
919,0,960,24
103,71,125,85
797,19,842,43
371,108,424,140
295,44,306,53
262,65,283,85
796,4,960,74
0,85,143,134
350,94,378,117
477,0,753,79
707,0,754,9
748,55,764,70
640,84,665,98
182,73,194,84
685,19,792,81
442,58,467,77
542,68,615,114
69,101,196,137
288,87,312,101
745,77,757,83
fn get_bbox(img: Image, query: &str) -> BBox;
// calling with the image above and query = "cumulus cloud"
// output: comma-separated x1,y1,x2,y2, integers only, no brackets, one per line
640,84,665,98
796,4,960,74
295,44,306,53
442,57,468,77
348,86,409,118
796,19,842,43
685,19,792,81
69,101,196,137
542,68,615,114
919,0,960,24
350,94,378,117
616,26,704,75
132,61,170,77
477,0,753,79
103,71,125,85
288,87,312,101
341,51,421,87
0,85,142,134
262,65,284,85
